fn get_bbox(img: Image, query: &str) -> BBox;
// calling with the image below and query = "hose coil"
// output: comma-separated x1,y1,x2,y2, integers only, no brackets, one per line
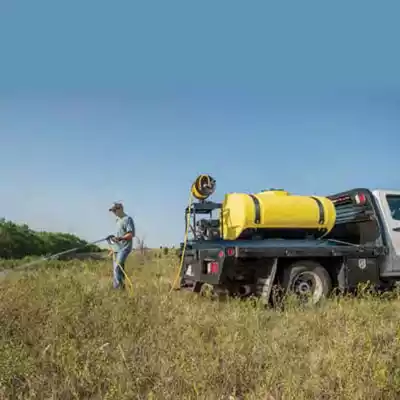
191,174,216,201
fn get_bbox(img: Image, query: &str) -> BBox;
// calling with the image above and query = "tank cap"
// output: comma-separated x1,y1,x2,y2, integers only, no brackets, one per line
261,188,285,192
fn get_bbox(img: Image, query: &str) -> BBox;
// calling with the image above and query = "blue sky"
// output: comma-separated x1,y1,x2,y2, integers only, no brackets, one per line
0,1,399,247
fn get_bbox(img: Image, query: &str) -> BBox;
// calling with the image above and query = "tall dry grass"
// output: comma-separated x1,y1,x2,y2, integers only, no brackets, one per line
1,254,400,399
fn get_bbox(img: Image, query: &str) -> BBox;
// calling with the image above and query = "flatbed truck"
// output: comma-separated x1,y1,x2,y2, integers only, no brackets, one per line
178,185,400,304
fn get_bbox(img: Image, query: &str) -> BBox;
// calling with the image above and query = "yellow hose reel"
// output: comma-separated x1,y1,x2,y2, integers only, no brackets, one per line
191,174,216,201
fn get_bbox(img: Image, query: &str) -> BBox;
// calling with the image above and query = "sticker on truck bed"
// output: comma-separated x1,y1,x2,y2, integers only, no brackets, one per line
186,265,194,276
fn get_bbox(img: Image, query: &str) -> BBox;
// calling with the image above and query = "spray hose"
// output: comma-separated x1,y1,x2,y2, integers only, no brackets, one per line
11,237,110,271
170,191,194,292
12,236,134,296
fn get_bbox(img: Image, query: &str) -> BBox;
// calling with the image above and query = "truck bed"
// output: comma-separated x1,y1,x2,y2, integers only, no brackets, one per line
184,238,386,258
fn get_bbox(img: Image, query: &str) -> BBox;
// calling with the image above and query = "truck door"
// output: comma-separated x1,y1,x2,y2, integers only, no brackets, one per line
374,190,400,271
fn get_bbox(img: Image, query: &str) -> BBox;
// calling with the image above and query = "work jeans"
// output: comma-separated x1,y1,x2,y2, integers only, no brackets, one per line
113,248,131,289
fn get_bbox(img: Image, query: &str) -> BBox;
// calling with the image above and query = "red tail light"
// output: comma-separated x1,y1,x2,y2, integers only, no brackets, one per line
207,262,219,274
354,193,367,205
331,195,352,205
226,247,235,256
218,250,224,258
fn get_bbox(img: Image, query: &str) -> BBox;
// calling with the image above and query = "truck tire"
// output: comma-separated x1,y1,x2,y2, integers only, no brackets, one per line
281,260,332,304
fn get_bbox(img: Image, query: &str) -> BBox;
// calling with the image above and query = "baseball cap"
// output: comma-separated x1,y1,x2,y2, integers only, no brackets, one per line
109,202,123,212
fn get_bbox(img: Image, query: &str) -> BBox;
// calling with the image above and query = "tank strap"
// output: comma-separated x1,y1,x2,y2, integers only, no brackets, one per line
249,194,261,224
310,196,325,225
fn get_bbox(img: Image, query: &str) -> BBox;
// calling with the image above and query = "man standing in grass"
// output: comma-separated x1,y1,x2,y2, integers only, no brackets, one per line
108,202,135,289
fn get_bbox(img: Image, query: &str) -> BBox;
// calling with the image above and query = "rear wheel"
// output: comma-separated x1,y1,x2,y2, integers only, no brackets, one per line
281,260,332,304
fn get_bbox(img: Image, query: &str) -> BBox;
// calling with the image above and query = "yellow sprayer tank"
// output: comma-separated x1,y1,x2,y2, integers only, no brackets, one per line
220,189,337,240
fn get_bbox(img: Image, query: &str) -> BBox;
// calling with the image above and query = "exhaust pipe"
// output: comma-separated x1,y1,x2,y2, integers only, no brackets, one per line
238,284,252,297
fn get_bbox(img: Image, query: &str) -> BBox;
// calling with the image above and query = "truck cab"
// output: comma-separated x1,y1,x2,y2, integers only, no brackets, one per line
177,180,400,304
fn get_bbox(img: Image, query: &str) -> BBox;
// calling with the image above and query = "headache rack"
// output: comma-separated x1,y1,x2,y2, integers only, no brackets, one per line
329,189,375,225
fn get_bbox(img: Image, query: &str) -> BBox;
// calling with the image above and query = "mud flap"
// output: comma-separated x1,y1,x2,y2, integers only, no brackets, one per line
255,258,278,305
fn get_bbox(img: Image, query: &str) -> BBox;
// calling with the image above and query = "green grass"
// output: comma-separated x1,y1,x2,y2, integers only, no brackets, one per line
1,255,400,399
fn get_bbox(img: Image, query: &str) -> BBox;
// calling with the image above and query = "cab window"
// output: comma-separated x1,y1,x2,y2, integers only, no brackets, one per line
387,195,400,221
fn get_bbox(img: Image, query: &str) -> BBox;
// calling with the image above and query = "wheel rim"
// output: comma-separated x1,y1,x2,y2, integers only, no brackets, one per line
292,271,324,303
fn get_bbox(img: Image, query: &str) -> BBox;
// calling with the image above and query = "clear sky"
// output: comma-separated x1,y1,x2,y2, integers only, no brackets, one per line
1,1,399,247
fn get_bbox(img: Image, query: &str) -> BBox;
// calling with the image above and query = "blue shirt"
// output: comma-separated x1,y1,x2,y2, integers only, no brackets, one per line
113,214,135,252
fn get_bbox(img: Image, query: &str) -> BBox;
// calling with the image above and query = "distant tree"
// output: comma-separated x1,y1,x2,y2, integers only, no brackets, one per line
0,218,101,259
136,236,146,256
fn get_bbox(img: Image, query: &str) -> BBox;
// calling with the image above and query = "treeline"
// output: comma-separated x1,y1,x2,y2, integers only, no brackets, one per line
0,218,101,259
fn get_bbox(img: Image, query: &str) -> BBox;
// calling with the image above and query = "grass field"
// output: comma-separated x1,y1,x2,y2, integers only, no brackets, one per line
1,254,400,399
